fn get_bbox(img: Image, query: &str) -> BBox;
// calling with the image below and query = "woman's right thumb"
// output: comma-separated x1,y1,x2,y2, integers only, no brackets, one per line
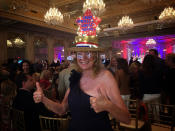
36,82,42,91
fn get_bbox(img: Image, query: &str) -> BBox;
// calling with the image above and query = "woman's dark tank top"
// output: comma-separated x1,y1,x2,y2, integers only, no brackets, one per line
68,70,113,131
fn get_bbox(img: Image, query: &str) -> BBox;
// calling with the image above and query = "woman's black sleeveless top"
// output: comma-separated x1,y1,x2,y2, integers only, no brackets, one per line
68,70,113,131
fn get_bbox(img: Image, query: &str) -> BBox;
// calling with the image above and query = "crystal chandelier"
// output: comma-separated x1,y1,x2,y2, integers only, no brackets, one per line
7,37,25,48
83,0,105,16
146,38,156,46
118,16,134,30
13,37,25,47
159,7,175,23
7,40,13,47
44,7,64,25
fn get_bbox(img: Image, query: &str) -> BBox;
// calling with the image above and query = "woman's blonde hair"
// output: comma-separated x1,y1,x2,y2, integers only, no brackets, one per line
129,62,140,73
40,70,51,80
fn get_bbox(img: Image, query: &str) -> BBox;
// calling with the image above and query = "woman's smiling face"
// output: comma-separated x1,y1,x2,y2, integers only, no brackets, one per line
77,52,95,70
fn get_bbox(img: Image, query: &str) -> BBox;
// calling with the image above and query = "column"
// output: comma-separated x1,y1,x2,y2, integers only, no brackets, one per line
47,37,54,65
63,39,71,59
0,30,7,65
25,33,34,63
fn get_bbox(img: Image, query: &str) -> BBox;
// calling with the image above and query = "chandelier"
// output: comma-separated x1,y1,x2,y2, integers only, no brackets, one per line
44,7,64,25
7,37,25,48
118,16,134,30
83,0,105,16
159,7,175,23
146,38,156,46
14,37,25,47
7,40,13,47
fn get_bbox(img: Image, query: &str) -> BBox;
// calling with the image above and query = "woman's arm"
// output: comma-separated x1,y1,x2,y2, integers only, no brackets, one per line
105,98,130,124
33,82,69,115
90,70,130,124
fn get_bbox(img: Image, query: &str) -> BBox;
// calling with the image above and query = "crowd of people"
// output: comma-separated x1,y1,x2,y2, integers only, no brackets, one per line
0,59,69,131
107,49,175,105
0,48,175,131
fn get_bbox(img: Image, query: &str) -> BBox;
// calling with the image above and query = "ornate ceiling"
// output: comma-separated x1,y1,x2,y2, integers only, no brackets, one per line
0,0,175,38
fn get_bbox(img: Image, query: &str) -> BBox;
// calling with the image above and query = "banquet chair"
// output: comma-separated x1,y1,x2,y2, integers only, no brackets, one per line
109,113,120,131
11,108,26,131
119,99,146,131
39,115,70,131
147,103,175,131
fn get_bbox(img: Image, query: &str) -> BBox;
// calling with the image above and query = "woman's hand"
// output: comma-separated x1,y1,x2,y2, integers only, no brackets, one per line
33,82,44,103
90,88,111,113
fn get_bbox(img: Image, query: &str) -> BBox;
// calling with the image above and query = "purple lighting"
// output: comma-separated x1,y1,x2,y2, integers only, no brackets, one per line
54,46,64,63
113,34,175,60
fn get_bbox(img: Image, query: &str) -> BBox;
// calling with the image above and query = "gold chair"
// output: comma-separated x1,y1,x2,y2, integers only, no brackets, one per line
11,108,26,131
109,113,120,131
119,99,146,131
39,115,70,131
147,103,175,131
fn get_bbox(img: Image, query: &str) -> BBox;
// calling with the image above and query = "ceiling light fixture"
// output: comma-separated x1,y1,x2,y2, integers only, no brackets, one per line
7,40,13,47
118,16,134,30
159,7,175,23
146,38,156,45
13,37,25,47
83,0,105,16
7,37,25,48
44,7,64,25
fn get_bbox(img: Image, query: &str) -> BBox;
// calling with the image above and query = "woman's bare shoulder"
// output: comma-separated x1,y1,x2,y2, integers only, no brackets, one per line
97,69,115,82
99,69,114,77
97,70,120,99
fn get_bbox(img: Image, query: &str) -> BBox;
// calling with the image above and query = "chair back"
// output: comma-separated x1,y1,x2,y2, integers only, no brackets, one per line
11,108,26,131
147,103,175,131
39,115,70,131
127,99,139,129
119,99,146,131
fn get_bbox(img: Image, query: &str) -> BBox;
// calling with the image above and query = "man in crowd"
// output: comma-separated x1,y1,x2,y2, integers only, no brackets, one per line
13,74,52,131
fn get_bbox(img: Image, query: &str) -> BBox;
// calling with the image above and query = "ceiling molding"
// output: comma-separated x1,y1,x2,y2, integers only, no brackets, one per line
1,0,175,39
54,0,83,7
0,10,76,34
